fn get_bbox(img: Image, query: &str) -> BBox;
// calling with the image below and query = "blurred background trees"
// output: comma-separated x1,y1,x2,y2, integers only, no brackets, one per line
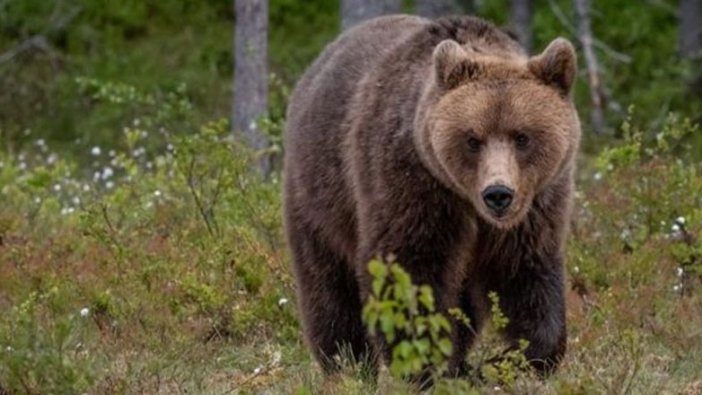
340,0,401,30
233,0,270,175
1,0,700,167
678,0,700,59
510,0,532,52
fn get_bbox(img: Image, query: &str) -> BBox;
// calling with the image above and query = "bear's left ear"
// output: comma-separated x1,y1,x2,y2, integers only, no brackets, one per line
527,38,577,95
433,40,480,90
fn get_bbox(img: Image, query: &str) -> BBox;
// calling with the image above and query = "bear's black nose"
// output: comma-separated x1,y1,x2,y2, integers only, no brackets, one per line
482,185,514,214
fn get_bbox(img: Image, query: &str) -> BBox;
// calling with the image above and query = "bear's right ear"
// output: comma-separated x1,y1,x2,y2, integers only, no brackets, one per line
528,38,577,95
433,40,480,90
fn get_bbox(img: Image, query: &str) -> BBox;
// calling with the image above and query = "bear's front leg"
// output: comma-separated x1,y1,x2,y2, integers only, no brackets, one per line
490,256,567,375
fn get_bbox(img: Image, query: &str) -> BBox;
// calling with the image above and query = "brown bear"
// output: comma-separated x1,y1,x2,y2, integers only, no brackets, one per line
283,14,580,377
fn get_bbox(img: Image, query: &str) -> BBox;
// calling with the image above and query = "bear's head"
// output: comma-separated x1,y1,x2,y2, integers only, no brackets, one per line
416,37,580,230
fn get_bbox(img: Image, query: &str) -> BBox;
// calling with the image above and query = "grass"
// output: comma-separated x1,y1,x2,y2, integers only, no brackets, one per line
0,84,701,394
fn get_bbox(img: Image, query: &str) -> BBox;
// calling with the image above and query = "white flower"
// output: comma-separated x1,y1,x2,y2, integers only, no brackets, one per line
278,298,288,306
620,229,631,240
271,351,282,365
47,153,58,165
91,146,102,156
80,307,89,318
675,216,686,225
101,166,114,180
132,147,145,157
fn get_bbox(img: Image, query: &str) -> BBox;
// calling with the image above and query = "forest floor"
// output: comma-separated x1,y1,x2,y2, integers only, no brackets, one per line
1,115,701,394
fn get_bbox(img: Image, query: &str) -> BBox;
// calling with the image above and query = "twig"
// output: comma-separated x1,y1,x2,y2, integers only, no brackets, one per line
548,0,631,63
185,157,216,237
574,0,607,133
0,4,80,66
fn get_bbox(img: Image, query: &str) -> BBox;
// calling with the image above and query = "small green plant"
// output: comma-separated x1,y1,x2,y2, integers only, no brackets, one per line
362,259,453,378
362,260,532,390
363,260,530,389
471,293,530,387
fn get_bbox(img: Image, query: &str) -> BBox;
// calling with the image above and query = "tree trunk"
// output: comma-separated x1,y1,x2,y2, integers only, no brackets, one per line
679,0,701,58
574,0,606,133
416,0,462,18
341,0,402,30
510,0,532,53
233,0,270,175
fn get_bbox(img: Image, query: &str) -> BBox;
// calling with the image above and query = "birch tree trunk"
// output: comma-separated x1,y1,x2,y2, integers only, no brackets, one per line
679,0,701,58
341,0,402,30
233,0,270,175
510,0,532,53
416,0,462,18
574,0,606,133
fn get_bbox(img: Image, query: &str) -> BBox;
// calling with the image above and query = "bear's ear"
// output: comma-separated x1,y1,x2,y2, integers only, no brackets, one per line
433,40,480,90
527,38,577,95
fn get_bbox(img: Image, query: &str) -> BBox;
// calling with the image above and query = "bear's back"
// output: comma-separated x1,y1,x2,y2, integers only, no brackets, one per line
283,15,429,258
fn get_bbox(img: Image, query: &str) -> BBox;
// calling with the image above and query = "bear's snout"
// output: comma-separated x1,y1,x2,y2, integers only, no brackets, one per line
481,184,514,215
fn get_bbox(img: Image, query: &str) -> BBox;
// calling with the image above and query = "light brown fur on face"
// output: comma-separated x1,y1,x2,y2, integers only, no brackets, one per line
417,39,579,229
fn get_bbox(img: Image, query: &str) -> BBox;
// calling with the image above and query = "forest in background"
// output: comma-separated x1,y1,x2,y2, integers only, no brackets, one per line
1,0,701,162
0,0,701,393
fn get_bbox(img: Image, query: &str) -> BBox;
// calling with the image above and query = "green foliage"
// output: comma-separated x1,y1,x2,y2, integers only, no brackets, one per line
577,111,702,285
362,261,533,390
363,260,453,378
0,79,296,393
0,287,96,393
2,0,701,162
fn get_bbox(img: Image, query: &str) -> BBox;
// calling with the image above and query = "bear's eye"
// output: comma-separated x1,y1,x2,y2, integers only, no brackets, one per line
515,133,530,150
467,137,482,152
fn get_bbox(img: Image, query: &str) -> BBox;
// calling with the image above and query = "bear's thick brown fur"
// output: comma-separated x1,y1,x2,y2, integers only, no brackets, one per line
283,14,580,376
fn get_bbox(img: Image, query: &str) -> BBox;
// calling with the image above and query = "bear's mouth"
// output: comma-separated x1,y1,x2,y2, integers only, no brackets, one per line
479,200,527,230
